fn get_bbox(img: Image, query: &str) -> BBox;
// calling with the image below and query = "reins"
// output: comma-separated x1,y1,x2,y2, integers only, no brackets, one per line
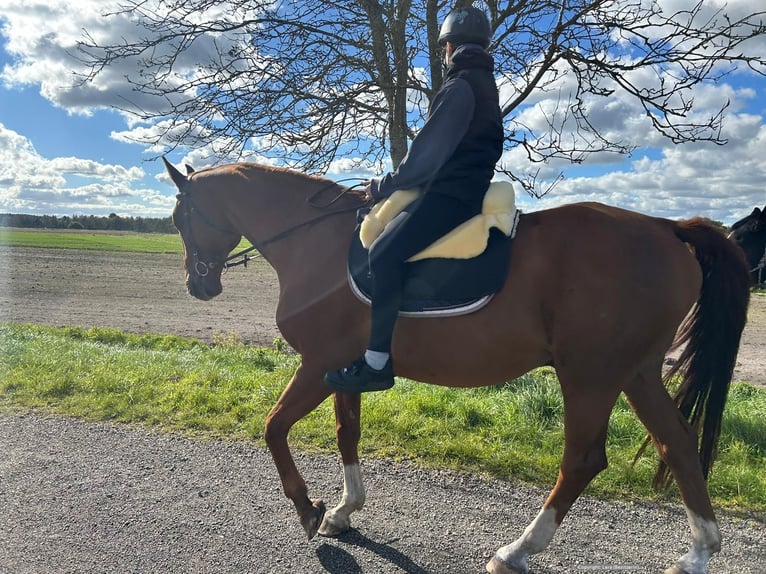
222,200,365,269
179,179,369,275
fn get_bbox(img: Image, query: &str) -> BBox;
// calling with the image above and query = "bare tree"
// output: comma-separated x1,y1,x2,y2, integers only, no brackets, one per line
76,0,766,196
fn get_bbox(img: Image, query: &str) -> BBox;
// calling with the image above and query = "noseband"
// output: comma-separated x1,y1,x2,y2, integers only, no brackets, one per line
176,193,240,277
177,180,369,278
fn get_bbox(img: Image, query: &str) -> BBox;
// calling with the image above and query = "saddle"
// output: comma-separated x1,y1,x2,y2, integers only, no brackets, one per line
348,181,520,317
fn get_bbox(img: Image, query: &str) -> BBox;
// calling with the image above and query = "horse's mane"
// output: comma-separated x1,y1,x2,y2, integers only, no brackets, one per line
188,162,344,188
185,161,367,203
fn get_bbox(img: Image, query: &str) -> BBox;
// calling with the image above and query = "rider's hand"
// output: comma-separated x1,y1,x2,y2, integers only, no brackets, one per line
364,178,383,202
363,180,374,201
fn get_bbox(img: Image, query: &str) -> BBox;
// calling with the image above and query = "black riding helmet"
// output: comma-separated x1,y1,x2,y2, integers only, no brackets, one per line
437,6,492,49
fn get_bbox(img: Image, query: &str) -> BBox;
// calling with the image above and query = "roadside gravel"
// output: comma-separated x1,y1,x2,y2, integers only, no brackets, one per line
1,411,763,574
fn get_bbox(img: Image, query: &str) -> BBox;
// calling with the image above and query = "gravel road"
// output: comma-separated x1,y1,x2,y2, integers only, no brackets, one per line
1,411,764,574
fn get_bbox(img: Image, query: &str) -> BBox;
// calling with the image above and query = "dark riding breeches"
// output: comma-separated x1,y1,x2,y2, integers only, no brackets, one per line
367,192,482,352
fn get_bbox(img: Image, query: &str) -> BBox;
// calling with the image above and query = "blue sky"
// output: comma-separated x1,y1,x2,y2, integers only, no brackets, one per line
1,1,765,224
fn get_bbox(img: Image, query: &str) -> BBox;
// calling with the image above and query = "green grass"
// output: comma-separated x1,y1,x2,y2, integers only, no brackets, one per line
0,228,253,254
2,323,765,513
0,228,184,253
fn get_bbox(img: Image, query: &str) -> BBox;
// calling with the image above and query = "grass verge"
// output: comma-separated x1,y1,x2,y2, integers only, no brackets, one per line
1,323,764,513
0,228,183,253
0,228,253,254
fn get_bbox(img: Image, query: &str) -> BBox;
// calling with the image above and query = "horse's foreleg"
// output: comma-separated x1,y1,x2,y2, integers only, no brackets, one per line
319,391,365,536
487,383,618,574
624,372,721,574
264,363,333,540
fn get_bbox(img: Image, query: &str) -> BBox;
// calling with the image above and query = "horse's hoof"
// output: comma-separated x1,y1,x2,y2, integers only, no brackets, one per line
318,508,351,537
300,499,326,540
664,567,689,574
486,556,526,574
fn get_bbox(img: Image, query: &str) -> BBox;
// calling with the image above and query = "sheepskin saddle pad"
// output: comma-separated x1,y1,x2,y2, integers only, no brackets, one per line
348,181,521,317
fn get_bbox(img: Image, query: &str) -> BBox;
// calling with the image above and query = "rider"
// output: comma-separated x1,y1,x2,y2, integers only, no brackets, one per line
325,6,503,393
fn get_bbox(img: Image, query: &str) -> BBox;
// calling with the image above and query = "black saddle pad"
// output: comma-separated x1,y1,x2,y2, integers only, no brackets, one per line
348,225,512,316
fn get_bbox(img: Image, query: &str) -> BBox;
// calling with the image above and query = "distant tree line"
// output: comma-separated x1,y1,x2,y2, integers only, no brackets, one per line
0,213,176,234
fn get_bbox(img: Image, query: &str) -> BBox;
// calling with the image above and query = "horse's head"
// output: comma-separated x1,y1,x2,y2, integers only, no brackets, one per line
728,205,766,280
164,157,242,301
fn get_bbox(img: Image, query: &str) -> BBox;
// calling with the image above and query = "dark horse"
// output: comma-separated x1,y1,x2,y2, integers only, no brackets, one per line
729,205,766,285
164,158,750,574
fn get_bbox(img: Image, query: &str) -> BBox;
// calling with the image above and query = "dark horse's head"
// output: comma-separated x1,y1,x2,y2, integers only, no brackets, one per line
729,205,766,284
163,157,241,301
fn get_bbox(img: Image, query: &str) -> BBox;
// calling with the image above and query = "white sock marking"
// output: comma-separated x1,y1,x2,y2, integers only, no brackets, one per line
494,507,559,570
340,463,365,511
674,510,720,573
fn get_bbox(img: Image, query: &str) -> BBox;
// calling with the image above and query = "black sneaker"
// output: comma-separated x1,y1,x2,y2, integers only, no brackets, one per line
324,357,395,393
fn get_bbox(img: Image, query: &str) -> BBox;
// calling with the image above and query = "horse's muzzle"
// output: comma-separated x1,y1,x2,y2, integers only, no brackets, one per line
186,274,222,301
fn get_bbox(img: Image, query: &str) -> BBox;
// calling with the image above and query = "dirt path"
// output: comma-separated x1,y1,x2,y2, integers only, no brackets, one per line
2,246,764,385
0,246,282,347
1,411,764,574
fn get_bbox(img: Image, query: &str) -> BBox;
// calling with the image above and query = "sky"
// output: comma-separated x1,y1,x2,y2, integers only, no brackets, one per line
0,1,764,225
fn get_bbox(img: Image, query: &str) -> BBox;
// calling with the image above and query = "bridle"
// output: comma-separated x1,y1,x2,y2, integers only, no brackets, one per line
177,179,369,277
176,192,238,277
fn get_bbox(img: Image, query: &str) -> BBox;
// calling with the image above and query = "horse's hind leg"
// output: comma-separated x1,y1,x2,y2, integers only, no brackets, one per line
624,370,720,574
264,362,333,539
318,391,366,536
487,380,621,574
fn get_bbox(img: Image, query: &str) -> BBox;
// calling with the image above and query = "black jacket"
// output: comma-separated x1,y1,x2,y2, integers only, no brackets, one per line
372,44,503,208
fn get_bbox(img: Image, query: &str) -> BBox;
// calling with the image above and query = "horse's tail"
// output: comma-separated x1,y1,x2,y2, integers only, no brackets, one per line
650,218,750,489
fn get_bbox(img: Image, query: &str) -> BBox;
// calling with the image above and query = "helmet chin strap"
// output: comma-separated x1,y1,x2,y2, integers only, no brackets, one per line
441,43,454,75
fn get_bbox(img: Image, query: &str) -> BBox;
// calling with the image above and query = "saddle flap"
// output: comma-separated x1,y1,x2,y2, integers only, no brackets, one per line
348,225,514,316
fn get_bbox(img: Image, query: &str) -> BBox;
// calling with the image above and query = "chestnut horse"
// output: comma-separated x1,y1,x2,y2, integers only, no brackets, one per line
164,158,750,574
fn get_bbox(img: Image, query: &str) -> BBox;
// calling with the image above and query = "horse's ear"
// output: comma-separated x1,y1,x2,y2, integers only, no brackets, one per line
162,156,188,192
185,164,195,175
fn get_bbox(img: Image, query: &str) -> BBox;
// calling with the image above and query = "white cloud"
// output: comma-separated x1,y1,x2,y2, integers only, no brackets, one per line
511,112,766,224
497,21,766,225
0,123,173,216
326,157,380,178
1,2,118,104
47,157,144,182
0,0,253,120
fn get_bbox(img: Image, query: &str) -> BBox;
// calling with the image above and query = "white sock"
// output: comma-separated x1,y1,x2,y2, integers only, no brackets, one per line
364,350,390,370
